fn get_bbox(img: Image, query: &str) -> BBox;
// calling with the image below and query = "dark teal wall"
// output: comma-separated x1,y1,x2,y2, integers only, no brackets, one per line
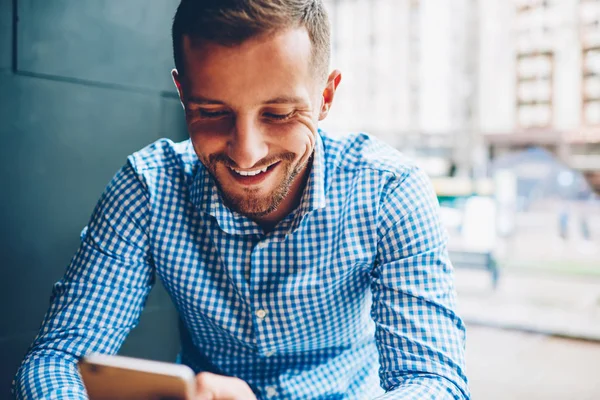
0,0,185,395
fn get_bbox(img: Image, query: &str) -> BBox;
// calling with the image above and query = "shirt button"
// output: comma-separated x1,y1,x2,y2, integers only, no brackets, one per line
256,241,268,249
265,386,277,398
264,350,275,357
256,309,267,320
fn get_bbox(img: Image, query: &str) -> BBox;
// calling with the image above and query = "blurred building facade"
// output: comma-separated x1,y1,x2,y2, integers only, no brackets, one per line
321,0,600,188
322,0,476,176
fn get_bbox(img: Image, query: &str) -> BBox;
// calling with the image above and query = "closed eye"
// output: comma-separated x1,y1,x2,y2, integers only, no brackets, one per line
197,109,230,119
263,111,295,121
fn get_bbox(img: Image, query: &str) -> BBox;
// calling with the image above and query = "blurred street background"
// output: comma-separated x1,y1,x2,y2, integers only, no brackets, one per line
320,0,600,398
1,0,600,398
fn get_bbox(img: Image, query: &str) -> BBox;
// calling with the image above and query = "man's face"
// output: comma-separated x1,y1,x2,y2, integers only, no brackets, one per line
173,28,338,219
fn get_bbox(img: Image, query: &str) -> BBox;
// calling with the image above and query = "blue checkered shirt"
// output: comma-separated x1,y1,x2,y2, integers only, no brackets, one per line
14,131,469,399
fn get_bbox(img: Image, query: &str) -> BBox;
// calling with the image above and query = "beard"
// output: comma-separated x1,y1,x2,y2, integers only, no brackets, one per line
206,152,308,218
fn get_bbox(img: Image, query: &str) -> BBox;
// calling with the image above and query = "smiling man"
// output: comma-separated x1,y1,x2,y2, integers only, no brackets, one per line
14,1,469,399
176,27,321,231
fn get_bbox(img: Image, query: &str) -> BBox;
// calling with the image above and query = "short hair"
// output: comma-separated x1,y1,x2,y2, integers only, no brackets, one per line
172,0,331,82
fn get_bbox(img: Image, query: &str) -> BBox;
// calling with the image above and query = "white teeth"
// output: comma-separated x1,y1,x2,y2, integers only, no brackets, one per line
230,167,268,176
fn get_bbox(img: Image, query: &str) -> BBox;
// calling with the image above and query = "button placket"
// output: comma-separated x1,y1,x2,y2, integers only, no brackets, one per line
251,238,275,358
255,309,267,320
265,386,278,398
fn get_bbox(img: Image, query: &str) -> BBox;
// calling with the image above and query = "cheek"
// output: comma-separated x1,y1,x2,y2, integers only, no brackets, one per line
190,134,225,165
294,122,317,160
188,118,233,136
188,122,232,155
266,119,317,151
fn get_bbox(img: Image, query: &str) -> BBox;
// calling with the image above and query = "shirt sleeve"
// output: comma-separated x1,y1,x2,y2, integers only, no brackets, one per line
370,166,470,400
12,161,155,400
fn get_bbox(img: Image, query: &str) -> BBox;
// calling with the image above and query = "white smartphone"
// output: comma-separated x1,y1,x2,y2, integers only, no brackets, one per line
78,354,197,400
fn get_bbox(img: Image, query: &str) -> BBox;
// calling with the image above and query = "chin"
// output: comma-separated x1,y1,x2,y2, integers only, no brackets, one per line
230,199,278,218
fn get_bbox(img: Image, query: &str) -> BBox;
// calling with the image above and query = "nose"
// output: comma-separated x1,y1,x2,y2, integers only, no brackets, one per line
228,115,269,169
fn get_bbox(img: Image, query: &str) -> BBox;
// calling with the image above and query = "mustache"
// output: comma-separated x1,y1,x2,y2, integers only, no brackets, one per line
208,152,296,170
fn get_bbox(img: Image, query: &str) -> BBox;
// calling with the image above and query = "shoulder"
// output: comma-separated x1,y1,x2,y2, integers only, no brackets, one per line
119,138,197,198
321,131,436,211
321,131,417,180
127,138,196,173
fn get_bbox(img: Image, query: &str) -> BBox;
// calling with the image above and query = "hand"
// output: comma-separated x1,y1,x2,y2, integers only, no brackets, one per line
194,372,257,400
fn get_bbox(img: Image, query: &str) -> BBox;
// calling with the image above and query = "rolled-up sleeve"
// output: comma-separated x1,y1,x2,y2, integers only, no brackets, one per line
13,161,155,399
370,167,469,399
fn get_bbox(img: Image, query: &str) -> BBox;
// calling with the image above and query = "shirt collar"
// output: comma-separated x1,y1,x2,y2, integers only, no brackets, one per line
188,132,327,236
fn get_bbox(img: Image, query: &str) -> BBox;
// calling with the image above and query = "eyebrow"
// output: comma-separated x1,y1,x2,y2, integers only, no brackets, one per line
263,96,307,105
186,95,307,106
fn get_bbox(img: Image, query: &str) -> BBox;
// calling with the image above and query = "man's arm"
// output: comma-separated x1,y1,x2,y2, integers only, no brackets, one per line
370,166,470,400
13,162,154,399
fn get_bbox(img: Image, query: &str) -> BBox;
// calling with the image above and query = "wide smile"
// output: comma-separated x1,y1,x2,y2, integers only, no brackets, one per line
227,161,280,186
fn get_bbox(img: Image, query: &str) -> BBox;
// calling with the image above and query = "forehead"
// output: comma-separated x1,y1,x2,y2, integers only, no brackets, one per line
180,28,316,104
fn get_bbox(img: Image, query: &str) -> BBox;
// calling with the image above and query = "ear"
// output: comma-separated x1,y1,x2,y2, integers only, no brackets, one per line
319,69,342,121
171,69,185,106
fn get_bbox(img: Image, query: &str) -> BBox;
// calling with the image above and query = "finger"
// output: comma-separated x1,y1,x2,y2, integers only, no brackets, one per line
195,372,216,400
195,372,257,400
